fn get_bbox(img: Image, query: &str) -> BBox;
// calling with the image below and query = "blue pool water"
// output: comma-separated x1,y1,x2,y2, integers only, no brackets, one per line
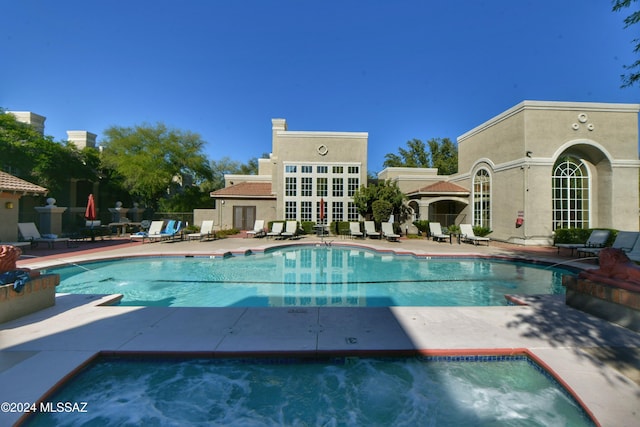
25,356,594,426
49,246,571,307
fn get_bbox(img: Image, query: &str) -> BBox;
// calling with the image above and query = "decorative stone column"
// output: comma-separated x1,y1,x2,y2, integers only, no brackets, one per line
34,198,67,236
108,201,129,223
127,202,144,222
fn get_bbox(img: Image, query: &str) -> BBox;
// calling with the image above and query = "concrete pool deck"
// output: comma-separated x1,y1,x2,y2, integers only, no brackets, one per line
2,235,639,426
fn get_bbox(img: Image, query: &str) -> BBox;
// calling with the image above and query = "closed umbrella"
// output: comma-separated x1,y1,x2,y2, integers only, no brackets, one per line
85,194,97,241
85,194,97,221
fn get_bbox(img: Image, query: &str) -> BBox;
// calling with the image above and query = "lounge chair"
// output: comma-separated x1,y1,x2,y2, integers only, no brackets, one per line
381,222,400,242
625,236,640,262
554,229,610,256
187,220,216,241
161,220,183,242
579,231,639,258
281,221,299,239
130,220,164,243
18,222,71,248
267,222,284,239
246,220,266,238
364,221,380,239
349,222,364,239
460,224,490,246
429,222,448,242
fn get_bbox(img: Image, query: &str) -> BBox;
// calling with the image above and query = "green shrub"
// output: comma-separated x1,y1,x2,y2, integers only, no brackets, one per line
216,228,240,238
553,228,616,246
446,224,460,234
300,221,315,235
331,221,351,235
472,226,492,237
413,220,429,235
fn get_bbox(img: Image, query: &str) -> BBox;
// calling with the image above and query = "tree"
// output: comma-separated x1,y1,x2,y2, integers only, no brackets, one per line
428,137,458,175
101,123,213,210
613,0,640,88
209,155,261,191
352,179,409,222
383,137,458,174
0,110,99,195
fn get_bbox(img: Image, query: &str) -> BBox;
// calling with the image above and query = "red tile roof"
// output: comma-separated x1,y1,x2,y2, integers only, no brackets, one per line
0,171,48,195
408,180,469,195
210,182,274,198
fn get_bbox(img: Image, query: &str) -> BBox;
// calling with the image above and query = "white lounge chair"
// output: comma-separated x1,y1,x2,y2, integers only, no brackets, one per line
554,229,610,256
381,222,400,242
364,221,380,239
429,222,448,242
349,222,364,239
267,222,284,239
18,222,70,248
281,221,299,239
187,220,216,241
246,220,266,238
579,231,639,258
460,224,490,246
130,220,164,243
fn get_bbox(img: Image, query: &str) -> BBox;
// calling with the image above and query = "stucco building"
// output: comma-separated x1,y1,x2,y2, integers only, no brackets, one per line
210,118,368,230
210,100,640,245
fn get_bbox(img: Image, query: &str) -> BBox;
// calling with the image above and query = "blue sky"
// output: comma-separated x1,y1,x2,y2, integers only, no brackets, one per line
1,0,637,173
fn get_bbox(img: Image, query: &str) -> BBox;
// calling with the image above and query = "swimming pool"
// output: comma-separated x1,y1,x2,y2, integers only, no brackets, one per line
25,355,594,426
49,246,572,307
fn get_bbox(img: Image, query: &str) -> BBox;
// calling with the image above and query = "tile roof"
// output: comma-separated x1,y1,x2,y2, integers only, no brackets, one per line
0,171,48,195
210,182,274,198
409,180,469,195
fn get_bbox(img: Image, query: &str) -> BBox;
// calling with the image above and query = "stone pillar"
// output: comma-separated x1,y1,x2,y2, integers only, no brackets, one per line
108,201,129,223
127,202,144,222
34,198,67,236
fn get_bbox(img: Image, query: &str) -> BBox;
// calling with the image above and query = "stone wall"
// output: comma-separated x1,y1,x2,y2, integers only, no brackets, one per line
0,274,60,324
563,275,640,332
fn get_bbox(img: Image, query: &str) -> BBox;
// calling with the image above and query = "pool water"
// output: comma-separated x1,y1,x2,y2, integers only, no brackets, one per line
49,246,571,307
25,356,594,426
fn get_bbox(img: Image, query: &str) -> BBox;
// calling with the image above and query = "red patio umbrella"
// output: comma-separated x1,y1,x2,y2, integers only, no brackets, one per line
320,198,325,223
85,194,97,221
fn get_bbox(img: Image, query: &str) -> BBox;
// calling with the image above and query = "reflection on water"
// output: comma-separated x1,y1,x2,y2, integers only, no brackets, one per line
50,246,572,307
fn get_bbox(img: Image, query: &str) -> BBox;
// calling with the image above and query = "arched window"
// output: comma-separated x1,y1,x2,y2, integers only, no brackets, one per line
473,169,491,227
552,157,589,230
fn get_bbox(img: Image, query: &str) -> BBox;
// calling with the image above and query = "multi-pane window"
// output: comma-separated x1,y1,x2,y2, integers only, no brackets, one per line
301,201,312,221
285,177,297,196
282,163,361,223
347,202,359,221
301,177,312,197
552,157,589,230
473,169,491,228
347,177,359,197
332,177,343,197
317,177,328,197
332,202,343,221
285,201,297,220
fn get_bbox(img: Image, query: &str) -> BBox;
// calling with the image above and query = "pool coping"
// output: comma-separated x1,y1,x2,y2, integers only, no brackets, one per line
3,237,639,426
